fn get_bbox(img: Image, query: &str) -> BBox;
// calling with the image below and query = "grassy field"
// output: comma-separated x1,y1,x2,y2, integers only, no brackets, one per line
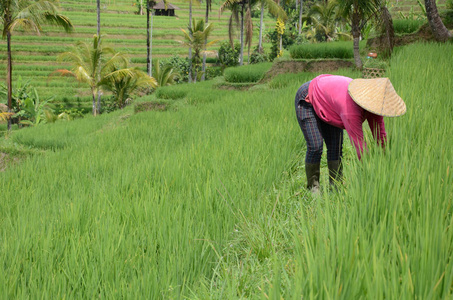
0,42,452,298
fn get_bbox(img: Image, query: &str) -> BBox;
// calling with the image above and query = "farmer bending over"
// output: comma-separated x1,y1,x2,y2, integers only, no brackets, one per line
295,74,406,192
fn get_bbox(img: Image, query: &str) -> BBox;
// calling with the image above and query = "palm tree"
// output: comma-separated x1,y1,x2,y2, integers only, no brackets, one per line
258,0,286,52
181,18,219,82
187,0,201,82
146,0,167,77
99,67,157,109
56,35,129,116
1,0,73,130
221,0,285,65
96,0,101,113
337,0,380,69
425,0,451,42
153,61,180,87
306,0,351,42
201,0,212,81
298,0,303,35
220,0,249,66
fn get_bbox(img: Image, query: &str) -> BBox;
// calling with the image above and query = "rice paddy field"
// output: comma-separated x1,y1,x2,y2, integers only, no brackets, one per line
0,41,452,298
0,0,278,109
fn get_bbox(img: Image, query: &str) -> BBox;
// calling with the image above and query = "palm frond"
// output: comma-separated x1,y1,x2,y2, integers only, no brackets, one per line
8,18,41,34
43,12,73,32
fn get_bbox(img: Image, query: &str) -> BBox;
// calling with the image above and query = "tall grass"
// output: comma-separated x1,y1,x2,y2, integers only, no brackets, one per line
393,19,426,34
224,62,273,83
206,42,453,298
0,78,296,298
289,41,366,59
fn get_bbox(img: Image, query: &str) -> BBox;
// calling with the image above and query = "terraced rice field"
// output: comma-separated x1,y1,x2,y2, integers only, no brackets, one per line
0,0,277,108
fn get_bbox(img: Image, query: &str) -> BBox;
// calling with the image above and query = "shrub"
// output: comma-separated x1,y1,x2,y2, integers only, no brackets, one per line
393,19,425,34
224,63,273,83
205,66,223,79
266,28,295,61
250,47,269,64
289,41,363,59
218,41,240,68
160,55,190,83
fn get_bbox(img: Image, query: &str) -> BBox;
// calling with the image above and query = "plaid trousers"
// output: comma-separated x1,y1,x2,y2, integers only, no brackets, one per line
295,81,344,164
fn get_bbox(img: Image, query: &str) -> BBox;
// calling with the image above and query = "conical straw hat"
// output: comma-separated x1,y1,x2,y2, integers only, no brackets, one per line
348,78,406,117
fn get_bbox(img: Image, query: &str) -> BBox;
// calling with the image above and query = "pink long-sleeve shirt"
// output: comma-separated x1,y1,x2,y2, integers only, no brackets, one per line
307,74,386,159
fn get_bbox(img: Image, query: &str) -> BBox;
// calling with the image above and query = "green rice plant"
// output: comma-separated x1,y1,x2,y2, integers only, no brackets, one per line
227,42,453,299
393,19,426,34
224,62,273,83
268,72,309,89
155,85,188,100
0,76,297,297
289,41,366,59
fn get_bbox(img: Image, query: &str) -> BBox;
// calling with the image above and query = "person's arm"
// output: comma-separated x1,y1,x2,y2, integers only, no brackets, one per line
341,113,366,160
367,114,387,147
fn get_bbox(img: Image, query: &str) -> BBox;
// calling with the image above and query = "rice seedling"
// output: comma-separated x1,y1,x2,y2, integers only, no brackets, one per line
393,19,427,34
223,62,273,83
289,41,367,59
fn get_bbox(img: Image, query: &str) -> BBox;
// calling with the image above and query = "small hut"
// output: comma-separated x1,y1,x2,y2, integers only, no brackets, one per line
152,1,180,16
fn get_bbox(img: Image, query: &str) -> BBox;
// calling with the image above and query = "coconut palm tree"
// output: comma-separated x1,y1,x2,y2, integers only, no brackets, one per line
201,0,212,81
56,35,129,116
257,0,286,52
99,67,157,109
181,18,219,82
146,0,167,77
153,61,180,87
1,0,73,130
337,0,380,69
298,0,303,35
96,0,101,113
221,0,285,65
425,0,451,42
306,0,341,42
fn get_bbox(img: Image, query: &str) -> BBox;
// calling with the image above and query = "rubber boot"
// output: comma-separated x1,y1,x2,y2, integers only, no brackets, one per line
328,160,342,188
305,163,320,193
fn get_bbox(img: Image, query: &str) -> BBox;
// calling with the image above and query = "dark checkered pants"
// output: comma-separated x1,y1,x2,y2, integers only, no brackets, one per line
295,81,344,164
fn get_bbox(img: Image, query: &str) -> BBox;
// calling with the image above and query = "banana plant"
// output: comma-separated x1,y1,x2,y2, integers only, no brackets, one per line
15,89,54,126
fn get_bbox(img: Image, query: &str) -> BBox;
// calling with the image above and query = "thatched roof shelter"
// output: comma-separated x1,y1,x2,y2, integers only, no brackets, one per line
152,1,180,16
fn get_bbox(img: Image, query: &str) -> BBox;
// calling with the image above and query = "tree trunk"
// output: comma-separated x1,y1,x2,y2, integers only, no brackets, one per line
425,0,451,42
147,5,153,77
352,35,362,69
258,2,264,52
240,5,244,66
139,0,144,15
298,0,303,35
201,3,209,81
6,30,12,131
150,12,153,77
96,0,101,114
188,0,193,82
92,90,97,116
351,12,363,69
